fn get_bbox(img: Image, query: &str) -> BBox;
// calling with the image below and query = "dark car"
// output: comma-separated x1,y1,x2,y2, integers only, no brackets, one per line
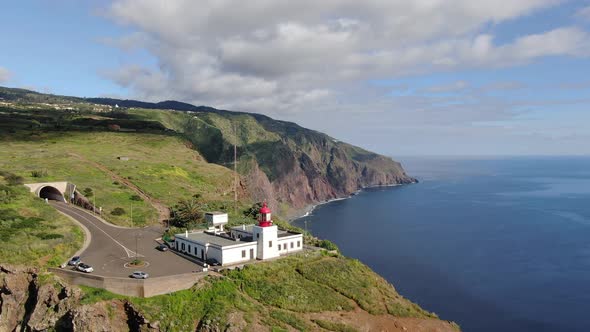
68,256,81,266
156,244,169,251
206,258,221,266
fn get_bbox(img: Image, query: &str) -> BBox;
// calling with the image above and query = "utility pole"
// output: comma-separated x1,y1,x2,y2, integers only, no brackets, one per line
132,204,138,261
233,123,238,214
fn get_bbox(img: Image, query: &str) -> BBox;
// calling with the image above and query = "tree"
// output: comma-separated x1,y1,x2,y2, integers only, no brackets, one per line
243,202,263,220
171,199,204,228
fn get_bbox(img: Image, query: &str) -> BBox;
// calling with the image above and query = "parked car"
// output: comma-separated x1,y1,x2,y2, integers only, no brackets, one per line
76,263,94,273
68,256,81,266
130,271,149,279
206,258,221,266
156,244,169,251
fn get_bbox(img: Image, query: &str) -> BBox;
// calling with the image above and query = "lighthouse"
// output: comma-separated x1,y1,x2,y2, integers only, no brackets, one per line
258,202,273,227
252,202,279,259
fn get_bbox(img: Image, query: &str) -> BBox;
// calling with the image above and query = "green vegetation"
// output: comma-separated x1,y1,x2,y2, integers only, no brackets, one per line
270,309,310,331
318,239,339,251
130,277,254,331
80,252,440,331
170,198,204,228
313,319,358,332
110,207,126,216
229,256,355,313
79,285,124,305
0,130,245,226
0,176,82,267
297,256,435,317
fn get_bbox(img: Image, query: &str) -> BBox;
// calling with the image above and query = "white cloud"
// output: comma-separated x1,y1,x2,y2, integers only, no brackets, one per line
575,5,590,21
0,67,12,83
99,0,590,144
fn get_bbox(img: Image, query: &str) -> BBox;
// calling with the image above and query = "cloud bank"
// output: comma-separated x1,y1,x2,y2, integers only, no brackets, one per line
101,1,590,155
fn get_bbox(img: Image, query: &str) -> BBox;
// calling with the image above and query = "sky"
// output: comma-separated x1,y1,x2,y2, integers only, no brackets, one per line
2,0,590,156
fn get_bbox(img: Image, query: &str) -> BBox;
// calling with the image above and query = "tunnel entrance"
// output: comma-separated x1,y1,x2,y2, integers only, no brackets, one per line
39,186,66,202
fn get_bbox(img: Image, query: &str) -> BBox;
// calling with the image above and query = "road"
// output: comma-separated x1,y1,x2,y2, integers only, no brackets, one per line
51,202,200,278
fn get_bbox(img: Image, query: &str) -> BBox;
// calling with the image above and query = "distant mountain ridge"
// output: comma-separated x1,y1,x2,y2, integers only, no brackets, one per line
0,86,416,217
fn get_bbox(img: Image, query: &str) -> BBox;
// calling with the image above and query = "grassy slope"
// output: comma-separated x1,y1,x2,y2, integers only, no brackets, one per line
0,178,83,266
80,251,446,332
0,131,240,226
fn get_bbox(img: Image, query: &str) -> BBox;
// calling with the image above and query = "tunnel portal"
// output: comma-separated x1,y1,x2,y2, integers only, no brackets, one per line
38,186,66,202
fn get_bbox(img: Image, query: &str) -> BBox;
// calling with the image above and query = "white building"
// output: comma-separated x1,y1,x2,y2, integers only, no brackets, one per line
174,203,303,266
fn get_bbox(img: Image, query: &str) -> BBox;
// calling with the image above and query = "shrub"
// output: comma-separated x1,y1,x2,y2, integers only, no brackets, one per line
31,169,48,178
83,187,93,197
0,184,17,204
319,239,339,251
35,232,64,240
111,207,126,216
130,194,142,201
0,171,24,186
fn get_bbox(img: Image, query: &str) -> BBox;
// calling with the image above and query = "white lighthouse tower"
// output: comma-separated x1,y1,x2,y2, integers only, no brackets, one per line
252,202,279,260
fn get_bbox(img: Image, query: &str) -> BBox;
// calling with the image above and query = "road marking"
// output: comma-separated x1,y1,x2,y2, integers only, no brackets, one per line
53,204,143,258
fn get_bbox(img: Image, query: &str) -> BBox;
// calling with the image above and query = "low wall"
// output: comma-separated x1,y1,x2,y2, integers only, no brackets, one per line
49,268,207,298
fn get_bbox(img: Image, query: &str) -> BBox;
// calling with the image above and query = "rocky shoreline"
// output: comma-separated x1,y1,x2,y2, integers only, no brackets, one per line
288,179,418,222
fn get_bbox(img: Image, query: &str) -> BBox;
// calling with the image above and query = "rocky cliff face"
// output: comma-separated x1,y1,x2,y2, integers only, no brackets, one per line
0,265,154,332
178,111,416,217
0,86,416,218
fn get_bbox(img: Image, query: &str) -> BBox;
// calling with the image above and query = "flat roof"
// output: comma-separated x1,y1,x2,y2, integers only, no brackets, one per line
175,232,250,247
231,224,256,233
278,230,302,238
205,211,227,215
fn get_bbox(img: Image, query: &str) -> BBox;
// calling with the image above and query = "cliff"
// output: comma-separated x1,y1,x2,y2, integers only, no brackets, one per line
1,255,459,332
0,86,415,217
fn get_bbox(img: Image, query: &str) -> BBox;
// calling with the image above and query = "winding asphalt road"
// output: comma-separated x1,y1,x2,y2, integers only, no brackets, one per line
51,202,200,278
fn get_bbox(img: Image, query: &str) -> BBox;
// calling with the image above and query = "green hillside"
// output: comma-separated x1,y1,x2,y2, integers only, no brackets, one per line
0,176,82,266
0,131,244,227
0,86,415,218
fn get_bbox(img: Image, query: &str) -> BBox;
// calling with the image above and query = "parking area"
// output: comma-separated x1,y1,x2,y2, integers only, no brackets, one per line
52,202,202,278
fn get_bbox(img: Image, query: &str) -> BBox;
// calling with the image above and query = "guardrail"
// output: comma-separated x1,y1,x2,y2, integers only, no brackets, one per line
49,268,208,298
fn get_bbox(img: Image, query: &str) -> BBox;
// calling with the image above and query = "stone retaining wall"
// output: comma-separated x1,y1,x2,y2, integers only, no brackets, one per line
49,268,207,298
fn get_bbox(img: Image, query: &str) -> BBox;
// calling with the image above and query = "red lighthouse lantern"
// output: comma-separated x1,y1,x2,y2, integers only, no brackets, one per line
258,202,273,227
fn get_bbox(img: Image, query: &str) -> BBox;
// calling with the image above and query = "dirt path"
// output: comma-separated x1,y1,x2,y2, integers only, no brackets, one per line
68,153,170,224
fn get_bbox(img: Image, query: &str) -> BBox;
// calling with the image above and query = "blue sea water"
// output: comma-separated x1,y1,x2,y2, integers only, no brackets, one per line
293,157,590,332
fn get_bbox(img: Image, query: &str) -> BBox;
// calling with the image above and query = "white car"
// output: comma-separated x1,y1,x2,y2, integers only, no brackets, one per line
76,263,94,273
130,271,149,279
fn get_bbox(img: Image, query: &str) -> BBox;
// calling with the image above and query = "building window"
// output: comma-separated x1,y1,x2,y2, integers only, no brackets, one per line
297,241,301,247
290,242,294,249
181,243,185,251
269,240,273,248
188,245,191,254
242,250,246,258
278,244,281,250
257,233,260,239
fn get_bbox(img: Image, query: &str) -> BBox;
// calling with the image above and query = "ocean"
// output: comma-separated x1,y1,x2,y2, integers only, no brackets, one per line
293,157,590,332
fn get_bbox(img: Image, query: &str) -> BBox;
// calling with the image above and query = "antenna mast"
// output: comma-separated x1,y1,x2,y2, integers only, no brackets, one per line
234,124,238,213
